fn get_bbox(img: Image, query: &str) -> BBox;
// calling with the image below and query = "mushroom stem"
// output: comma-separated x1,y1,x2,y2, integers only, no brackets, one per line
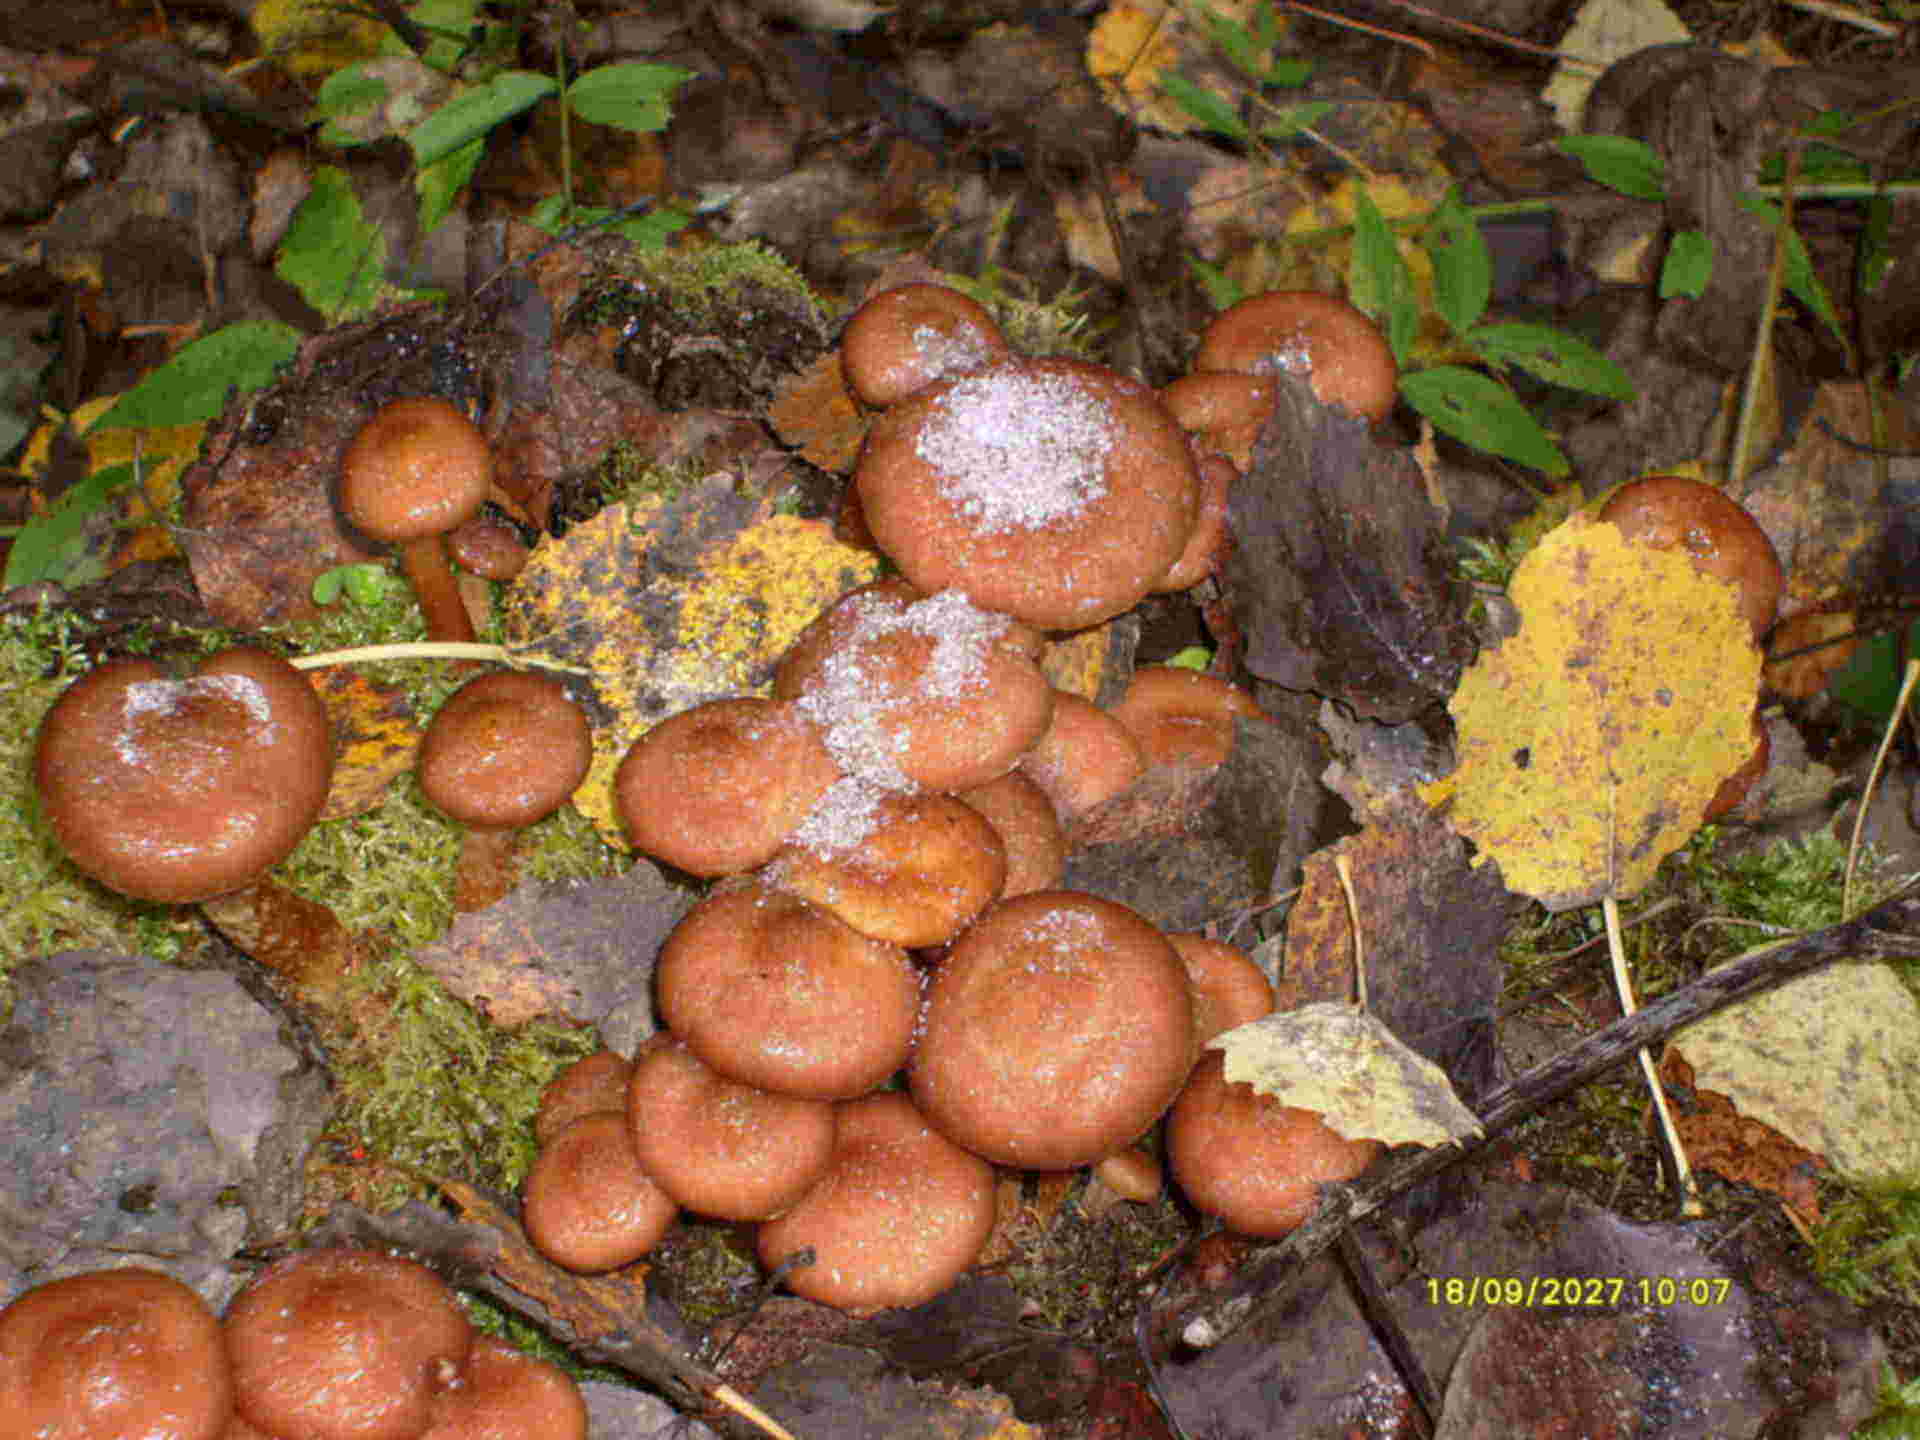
398,535,478,645
454,826,521,913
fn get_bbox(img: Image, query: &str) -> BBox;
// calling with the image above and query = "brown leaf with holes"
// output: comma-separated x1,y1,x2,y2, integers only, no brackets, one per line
1664,1055,1825,1227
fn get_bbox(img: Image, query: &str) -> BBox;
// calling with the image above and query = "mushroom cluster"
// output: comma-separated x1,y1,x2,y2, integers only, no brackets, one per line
507,285,1403,1309
0,1249,588,1440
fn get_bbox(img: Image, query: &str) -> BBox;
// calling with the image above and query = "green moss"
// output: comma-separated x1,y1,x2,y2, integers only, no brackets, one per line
581,239,821,329
942,270,1101,359
601,451,709,509
331,947,599,1189
1814,1174,1920,1308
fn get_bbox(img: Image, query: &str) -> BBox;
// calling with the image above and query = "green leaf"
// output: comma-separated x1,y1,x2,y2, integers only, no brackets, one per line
276,166,386,323
1400,366,1569,474
312,62,390,147
1556,134,1666,201
1350,187,1416,363
1258,100,1334,141
1424,189,1491,338
564,62,690,132
416,136,485,234
2,462,137,589
1165,646,1214,671
1188,256,1243,311
1739,194,1847,347
1465,322,1635,400
1159,72,1249,141
1660,228,1713,298
313,562,397,607
1862,195,1895,295
96,323,301,430
407,69,556,169
1192,2,1264,79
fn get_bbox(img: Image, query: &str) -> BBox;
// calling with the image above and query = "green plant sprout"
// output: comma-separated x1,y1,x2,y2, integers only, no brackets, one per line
311,561,401,608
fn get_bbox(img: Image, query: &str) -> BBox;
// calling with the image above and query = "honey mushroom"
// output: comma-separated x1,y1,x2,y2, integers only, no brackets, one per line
855,356,1200,630
1191,290,1399,425
1596,474,1784,641
1108,665,1269,770
954,769,1067,897
840,281,1010,408
521,1111,679,1273
1018,690,1147,821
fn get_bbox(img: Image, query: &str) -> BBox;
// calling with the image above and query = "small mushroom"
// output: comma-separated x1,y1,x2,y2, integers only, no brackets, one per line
615,697,839,878
1167,932,1276,1048
34,645,334,903
419,1336,588,1440
1158,372,1276,471
954,769,1066,898
1192,290,1398,424
224,1248,473,1440
756,1092,996,1313
1596,474,1784,641
1167,1050,1383,1237
1153,450,1234,592
535,1050,635,1145
340,398,494,645
522,1112,679,1274
840,282,1010,408
655,879,921,1099
0,1267,233,1440
1018,691,1146,820
1108,666,1268,770
626,1034,835,1220
416,670,592,911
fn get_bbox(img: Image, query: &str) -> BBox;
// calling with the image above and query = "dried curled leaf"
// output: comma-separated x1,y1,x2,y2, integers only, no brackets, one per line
1214,1002,1481,1149
1426,512,1760,909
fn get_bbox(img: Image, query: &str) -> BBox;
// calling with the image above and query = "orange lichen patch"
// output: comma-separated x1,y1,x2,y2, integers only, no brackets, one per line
504,493,883,846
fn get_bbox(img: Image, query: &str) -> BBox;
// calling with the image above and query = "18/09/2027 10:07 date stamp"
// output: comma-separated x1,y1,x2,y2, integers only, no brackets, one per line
1425,1275,1734,1308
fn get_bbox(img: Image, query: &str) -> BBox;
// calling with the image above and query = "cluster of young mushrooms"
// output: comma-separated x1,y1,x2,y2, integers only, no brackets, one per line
13,277,1788,1430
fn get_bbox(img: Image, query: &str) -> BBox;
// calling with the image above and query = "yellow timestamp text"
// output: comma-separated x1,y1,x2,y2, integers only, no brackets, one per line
1423,1275,1733,1308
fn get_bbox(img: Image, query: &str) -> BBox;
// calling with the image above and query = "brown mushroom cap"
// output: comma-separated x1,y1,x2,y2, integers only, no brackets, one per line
0,1267,233,1440
340,399,493,646
418,671,592,830
771,788,1007,947
340,399,492,545
856,357,1200,630
419,1336,588,1440
1153,450,1234,592
34,646,334,903
656,879,921,1099
1108,666,1266,770
841,283,1011,409
1158,372,1276,471
627,1034,836,1220
522,1112,679,1274
616,697,839,877
1596,475,1784,640
1193,290,1398,424
910,891,1195,1170
445,515,530,582
1018,691,1146,820
775,580,1054,793
756,1092,997,1313
535,1050,635,1145
224,1248,473,1440
1167,1050,1383,1237
954,770,1066,898
1167,933,1276,1048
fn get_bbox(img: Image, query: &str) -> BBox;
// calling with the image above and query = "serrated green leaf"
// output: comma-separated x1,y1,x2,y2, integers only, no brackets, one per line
564,62,689,132
1159,72,1249,141
1660,228,1713,299
1557,134,1666,201
2,462,137,589
1466,322,1635,400
1400,366,1569,474
407,70,555,169
416,136,485,234
1424,189,1491,338
96,323,302,431
276,166,386,323
1350,187,1416,363
1739,194,1847,347
1258,100,1334,140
